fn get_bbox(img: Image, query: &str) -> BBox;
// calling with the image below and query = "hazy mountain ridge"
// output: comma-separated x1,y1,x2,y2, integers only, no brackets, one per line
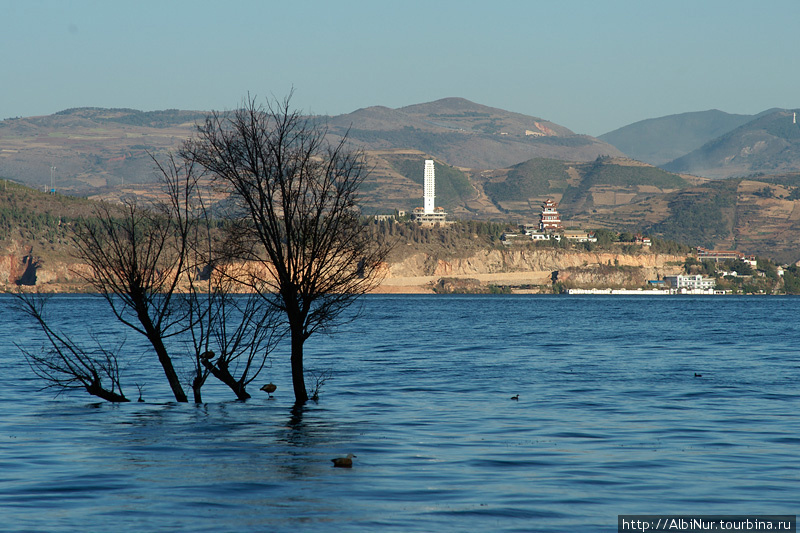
326,97,622,168
0,98,621,194
53,107,209,128
599,109,764,166
663,109,800,178
597,107,800,179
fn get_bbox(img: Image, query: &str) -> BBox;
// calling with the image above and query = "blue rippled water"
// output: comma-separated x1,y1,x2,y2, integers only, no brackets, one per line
0,294,798,532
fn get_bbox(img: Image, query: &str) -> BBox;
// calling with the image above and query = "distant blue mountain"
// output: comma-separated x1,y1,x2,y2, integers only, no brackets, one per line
599,109,777,166
662,109,800,178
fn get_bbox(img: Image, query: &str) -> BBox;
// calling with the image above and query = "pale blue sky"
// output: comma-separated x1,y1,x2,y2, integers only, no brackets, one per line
2,0,798,136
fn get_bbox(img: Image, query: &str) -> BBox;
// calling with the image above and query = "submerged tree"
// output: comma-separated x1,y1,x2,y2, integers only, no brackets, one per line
183,94,390,403
184,261,282,401
17,155,281,403
15,94,386,405
71,160,195,402
15,293,129,402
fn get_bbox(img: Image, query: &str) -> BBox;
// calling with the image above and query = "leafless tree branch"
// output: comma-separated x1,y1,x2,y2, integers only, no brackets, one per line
182,93,391,403
13,292,129,402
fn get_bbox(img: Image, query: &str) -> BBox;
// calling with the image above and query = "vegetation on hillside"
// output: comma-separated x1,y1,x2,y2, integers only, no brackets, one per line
369,219,508,261
0,179,105,259
580,158,688,189
783,265,800,294
388,159,474,209
765,113,800,140
484,158,570,201
484,157,689,212
646,180,738,248
757,173,800,201
54,108,208,128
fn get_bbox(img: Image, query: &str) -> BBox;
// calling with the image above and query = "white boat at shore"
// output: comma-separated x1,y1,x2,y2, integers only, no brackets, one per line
566,288,726,295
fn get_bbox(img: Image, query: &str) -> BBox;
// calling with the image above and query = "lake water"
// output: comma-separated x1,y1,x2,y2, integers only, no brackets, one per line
0,294,798,532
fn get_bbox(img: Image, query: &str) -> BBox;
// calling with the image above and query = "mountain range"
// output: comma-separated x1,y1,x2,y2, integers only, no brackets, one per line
598,109,770,166
2,98,800,262
325,98,622,169
601,107,800,179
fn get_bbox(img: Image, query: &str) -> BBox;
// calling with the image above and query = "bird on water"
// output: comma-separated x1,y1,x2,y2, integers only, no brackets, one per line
331,454,356,468
694,373,702,378
260,383,277,398
510,394,519,400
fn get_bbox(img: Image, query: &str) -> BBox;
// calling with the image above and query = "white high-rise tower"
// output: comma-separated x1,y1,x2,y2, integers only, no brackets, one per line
423,160,435,214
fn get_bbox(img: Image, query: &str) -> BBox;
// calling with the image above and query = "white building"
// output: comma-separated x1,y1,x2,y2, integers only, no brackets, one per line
563,230,597,243
414,159,447,224
664,275,716,290
502,230,556,244
423,159,435,214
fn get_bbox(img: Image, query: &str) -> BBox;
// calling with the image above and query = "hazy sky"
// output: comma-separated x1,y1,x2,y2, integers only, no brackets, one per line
3,0,799,136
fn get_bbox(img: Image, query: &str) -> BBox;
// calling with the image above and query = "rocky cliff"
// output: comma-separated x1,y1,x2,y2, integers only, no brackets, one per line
386,248,685,284
0,241,92,291
0,241,687,293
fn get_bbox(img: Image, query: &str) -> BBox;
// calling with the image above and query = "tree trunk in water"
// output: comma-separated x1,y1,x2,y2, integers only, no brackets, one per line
86,382,129,402
200,359,251,401
192,379,203,403
138,310,188,402
290,328,308,404
150,334,188,402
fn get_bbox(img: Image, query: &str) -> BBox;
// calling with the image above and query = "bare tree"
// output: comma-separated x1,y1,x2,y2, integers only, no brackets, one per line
14,159,195,402
14,151,288,403
15,152,286,403
14,293,129,402
72,168,194,402
182,94,390,403
169,162,284,403
185,262,282,401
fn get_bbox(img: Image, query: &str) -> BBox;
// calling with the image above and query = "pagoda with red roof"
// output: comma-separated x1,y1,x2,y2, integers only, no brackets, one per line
539,199,563,232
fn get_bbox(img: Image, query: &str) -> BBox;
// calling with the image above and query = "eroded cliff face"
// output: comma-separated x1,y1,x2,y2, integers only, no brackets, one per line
0,241,92,291
0,240,687,292
386,248,685,282
0,242,38,286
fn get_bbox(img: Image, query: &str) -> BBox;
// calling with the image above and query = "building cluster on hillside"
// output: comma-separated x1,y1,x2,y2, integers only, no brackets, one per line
697,247,757,268
367,161,791,296
500,199,660,249
501,199,598,245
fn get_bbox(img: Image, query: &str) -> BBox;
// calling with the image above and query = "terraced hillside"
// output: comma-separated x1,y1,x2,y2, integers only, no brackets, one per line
325,97,623,169
568,174,800,263
478,157,694,221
